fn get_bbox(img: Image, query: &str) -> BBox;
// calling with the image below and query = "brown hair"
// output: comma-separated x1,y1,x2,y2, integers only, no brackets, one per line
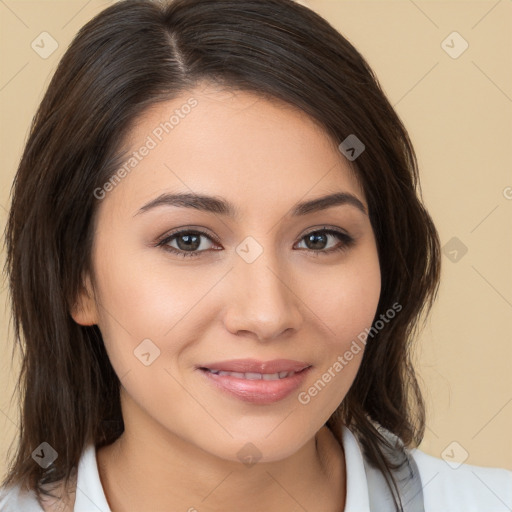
3,0,441,510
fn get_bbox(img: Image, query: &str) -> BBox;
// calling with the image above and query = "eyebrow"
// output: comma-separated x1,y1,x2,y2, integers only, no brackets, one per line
135,191,368,218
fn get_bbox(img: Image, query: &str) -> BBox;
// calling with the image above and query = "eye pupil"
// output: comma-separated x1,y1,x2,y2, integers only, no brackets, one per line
177,233,201,251
305,232,327,250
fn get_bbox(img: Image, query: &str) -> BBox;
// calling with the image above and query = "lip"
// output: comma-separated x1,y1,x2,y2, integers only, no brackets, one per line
197,359,312,405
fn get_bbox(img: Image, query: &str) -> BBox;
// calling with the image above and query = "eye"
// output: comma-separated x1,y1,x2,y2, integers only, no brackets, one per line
295,228,355,256
156,227,355,258
156,229,220,258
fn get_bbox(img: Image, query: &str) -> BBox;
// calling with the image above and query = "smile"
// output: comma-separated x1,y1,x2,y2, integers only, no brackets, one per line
198,365,312,404
204,369,298,380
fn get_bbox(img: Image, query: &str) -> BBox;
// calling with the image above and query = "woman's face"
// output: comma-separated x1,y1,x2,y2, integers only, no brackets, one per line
74,83,381,462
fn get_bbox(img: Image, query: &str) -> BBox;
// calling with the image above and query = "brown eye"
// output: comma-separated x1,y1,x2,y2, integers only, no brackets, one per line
296,228,355,255
157,230,219,258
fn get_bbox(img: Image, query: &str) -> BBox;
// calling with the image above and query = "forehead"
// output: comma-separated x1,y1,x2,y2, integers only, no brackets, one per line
102,83,366,217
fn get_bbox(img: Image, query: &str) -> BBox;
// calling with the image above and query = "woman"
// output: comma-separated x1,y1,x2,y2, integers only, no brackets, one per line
1,0,510,511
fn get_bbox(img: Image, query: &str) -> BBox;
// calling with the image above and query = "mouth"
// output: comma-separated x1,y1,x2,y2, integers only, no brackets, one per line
197,358,311,374
201,368,302,380
197,359,312,404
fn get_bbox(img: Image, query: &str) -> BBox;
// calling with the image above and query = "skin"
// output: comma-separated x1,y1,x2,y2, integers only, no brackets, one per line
72,82,381,512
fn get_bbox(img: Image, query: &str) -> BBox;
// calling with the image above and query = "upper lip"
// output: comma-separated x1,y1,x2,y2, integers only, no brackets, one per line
198,359,311,374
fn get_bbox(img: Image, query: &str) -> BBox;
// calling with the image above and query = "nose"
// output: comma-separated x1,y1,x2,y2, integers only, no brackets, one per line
222,253,304,342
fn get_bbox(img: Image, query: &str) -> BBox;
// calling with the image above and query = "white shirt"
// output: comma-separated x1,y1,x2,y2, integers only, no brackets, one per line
1,425,511,511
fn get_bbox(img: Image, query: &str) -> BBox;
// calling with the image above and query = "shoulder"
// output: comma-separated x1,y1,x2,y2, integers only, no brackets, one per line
0,482,43,511
410,447,512,511
0,474,76,512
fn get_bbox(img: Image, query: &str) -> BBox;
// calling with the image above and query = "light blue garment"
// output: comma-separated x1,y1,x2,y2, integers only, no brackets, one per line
361,425,424,512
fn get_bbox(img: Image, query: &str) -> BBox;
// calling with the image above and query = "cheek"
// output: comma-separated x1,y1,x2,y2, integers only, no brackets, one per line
301,245,380,403
90,233,214,382
93,240,211,340
307,248,381,347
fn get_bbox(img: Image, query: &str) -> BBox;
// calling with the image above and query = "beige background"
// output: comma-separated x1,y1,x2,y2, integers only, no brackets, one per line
1,0,511,482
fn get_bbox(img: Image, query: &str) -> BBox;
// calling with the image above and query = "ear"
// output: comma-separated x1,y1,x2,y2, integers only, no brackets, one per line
70,274,99,326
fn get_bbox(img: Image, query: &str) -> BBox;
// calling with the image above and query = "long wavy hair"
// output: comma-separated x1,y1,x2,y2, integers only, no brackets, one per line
2,0,441,510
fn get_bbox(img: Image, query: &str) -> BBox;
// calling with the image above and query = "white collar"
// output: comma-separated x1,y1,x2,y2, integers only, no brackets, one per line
74,425,371,512
74,442,111,512
342,424,371,511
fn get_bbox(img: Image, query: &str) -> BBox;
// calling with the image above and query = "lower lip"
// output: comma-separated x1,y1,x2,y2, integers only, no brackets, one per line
199,367,311,405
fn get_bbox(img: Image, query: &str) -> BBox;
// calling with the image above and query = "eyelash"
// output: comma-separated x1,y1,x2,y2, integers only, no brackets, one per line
155,227,355,259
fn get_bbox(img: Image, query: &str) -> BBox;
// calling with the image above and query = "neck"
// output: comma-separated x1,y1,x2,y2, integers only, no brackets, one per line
96,410,346,512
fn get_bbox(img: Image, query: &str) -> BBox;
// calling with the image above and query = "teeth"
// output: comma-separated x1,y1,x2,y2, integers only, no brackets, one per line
208,369,295,380
218,371,245,378
245,372,262,380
